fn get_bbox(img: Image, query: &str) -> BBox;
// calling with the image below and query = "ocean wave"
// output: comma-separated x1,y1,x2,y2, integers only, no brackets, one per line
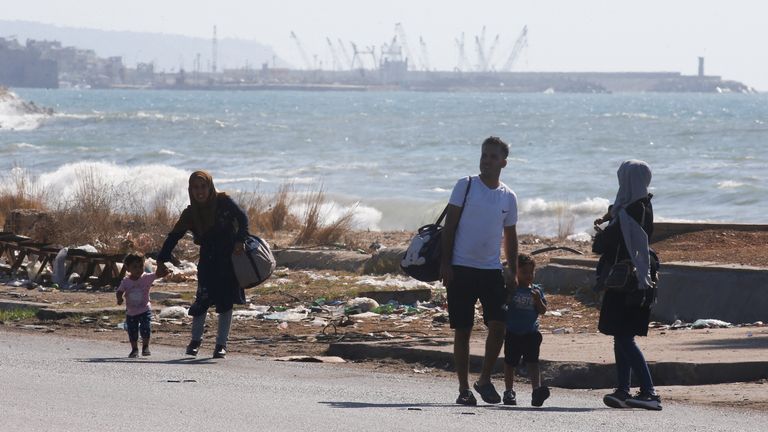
217,176,270,184
9,142,44,150
33,161,191,212
602,112,659,120
717,180,745,189
0,89,52,131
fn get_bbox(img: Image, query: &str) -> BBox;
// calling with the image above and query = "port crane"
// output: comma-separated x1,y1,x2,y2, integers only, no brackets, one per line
337,39,354,70
501,26,528,72
326,37,342,71
485,34,500,71
454,33,471,71
290,31,314,70
395,23,418,70
419,36,431,71
350,42,377,70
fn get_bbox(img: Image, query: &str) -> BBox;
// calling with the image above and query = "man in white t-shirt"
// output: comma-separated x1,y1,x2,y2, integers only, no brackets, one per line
440,136,519,406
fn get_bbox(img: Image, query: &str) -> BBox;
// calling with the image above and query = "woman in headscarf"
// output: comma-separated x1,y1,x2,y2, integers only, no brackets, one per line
157,171,249,359
594,160,661,411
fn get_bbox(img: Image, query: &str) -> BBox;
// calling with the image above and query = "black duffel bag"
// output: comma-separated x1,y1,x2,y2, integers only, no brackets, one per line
401,177,471,282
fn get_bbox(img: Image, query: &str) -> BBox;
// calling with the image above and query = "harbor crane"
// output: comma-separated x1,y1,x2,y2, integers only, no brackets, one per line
395,23,418,70
454,33,471,71
326,37,342,71
290,31,314,70
474,25,487,71
419,36,431,71
485,34,500,71
351,42,377,70
337,39,354,70
501,25,528,72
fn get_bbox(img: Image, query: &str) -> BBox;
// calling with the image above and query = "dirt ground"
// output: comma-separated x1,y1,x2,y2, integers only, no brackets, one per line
2,229,767,410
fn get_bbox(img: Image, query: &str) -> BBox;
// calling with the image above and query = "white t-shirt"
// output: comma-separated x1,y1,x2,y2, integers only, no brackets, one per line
449,175,518,270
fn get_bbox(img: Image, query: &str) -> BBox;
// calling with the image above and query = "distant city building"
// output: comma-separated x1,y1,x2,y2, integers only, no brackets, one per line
0,38,58,88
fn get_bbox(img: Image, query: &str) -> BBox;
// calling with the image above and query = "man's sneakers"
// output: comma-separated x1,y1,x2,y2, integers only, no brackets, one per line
502,390,517,406
604,389,662,411
213,344,227,359
185,339,201,356
472,381,501,404
531,386,550,407
626,392,663,411
603,389,631,408
456,389,478,406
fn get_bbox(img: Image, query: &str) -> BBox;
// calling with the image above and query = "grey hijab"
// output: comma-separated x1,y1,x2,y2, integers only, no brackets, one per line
611,160,652,290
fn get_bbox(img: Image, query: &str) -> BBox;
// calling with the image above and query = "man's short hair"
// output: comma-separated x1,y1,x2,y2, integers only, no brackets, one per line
518,253,536,268
482,136,509,159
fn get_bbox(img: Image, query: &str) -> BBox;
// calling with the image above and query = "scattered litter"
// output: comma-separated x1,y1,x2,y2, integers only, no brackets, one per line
310,318,328,327
162,261,198,282
545,311,562,317
346,297,380,312
692,319,732,329
159,306,188,319
80,317,96,324
233,310,267,319
355,276,432,289
350,311,380,319
277,322,288,330
412,368,432,374
264,307,309,322
551,327,573,334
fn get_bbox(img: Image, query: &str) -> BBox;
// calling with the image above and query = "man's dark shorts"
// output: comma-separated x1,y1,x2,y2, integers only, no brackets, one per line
504,331,543,366
447,265,506,329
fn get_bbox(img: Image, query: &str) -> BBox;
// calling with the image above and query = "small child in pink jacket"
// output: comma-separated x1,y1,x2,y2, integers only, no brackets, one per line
116,254,167,358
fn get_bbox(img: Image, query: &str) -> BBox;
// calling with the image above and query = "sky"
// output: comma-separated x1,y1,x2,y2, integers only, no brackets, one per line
3,0,766,90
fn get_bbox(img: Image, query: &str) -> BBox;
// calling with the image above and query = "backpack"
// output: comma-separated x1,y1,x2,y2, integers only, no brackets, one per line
231,234,276,289
401,177,471,282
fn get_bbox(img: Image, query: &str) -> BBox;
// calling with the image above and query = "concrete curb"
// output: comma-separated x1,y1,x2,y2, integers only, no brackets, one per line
327,340,768,389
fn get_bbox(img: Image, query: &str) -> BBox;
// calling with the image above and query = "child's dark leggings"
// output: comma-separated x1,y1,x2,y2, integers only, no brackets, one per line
126,310,152,342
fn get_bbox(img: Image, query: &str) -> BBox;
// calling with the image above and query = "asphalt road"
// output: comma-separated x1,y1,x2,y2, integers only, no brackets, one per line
1,330,765,432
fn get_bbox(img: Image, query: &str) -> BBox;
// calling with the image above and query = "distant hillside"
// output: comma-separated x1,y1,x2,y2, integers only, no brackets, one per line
0,20,288,71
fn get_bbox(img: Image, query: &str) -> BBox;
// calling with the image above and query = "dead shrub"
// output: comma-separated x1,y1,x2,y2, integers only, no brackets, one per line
293,187,355,246
0,166,48,227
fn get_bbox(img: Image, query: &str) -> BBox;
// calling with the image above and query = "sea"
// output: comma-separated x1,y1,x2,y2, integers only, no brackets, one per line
1,88,766,240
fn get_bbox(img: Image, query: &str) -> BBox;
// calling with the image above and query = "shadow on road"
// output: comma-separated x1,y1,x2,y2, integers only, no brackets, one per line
681,335,768,350
320,401,598,412
77,357,216,365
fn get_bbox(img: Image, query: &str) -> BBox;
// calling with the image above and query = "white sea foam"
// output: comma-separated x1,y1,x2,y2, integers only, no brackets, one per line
217,176,270,184
158,149,177,155
289,199,383,231
33,162,191,213
717,180,745,189
0,90,50,131
11,142,44,150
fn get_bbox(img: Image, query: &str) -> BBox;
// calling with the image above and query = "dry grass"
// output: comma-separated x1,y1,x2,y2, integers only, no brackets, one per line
0,166,48,227
1,167,357,253
555,202,575,240
293,187,356,246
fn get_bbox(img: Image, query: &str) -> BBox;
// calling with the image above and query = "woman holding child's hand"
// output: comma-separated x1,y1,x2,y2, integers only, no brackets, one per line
157,170,249,359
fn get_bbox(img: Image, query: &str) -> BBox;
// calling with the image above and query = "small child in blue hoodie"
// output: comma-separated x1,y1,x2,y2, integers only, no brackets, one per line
503,253,550,407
